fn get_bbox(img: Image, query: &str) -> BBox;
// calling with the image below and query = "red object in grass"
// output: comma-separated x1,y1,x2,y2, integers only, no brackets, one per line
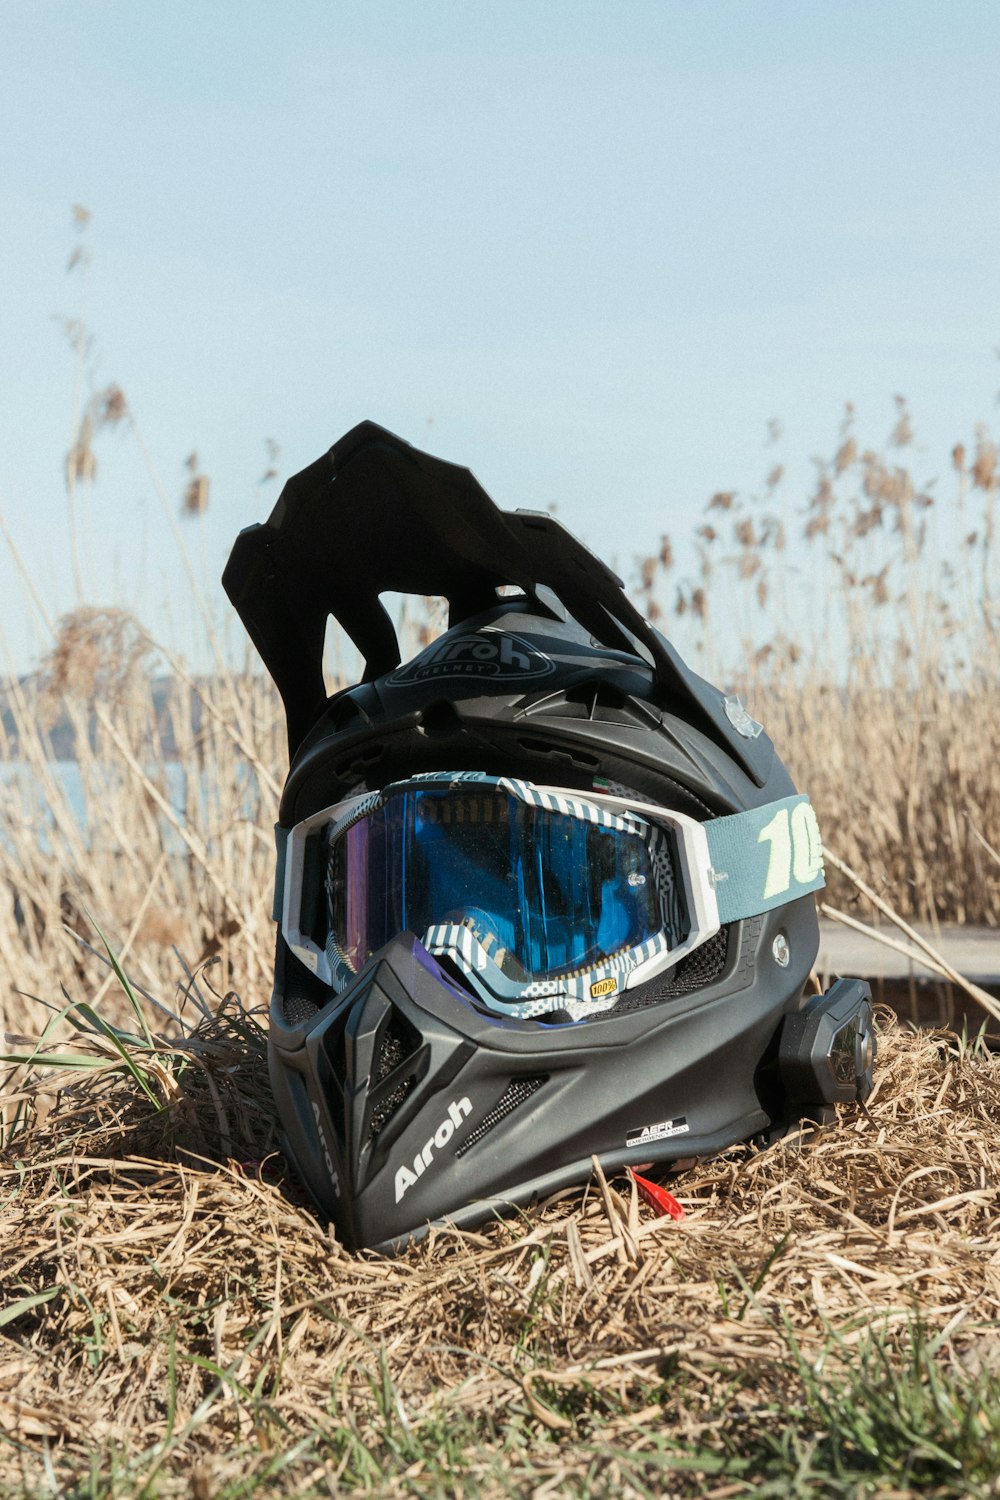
628,1168,685,1221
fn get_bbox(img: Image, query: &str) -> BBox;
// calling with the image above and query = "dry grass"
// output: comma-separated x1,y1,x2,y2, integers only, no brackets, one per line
0,621,284,1042
2,1002,999,1497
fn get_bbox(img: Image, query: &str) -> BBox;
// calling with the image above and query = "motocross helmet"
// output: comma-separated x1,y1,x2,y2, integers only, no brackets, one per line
223,421,874,1253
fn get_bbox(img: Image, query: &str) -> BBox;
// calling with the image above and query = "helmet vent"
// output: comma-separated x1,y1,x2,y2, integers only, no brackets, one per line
367,1007,423,1140
326,694,369,733
284,992,322,1026
419,700,463,737
334,741,385,782
368,1075,416,1139
528,684,661,729
615,925,732,1011
514,735,599,771
281,944,329,1026
454,1075,547,1157
372,1008,421,1085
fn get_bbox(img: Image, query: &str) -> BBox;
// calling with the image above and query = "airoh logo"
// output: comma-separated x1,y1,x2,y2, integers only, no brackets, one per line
388,631,555,685
394,1097,473,1203
311,1101,341,1198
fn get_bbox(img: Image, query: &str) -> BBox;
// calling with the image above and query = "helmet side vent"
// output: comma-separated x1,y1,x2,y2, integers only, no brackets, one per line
454,1075,547,1158
284,991,323,1026
326,693,371,733
366,1007,423,1141
368,1076,417,1139
572,684,661,728
373,1008,421,1085
333,741,385,782
279,942,329,1026
614,925,733,1011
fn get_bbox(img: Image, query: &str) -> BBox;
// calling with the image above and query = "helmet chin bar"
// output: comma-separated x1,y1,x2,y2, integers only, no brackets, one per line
269,928,875,1254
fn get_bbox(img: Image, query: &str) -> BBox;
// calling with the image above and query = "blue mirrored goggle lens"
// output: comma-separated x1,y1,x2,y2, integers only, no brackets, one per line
325,787,663,981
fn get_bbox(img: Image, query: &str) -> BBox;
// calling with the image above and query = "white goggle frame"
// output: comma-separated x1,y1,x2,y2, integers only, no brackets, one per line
278,775,722,1022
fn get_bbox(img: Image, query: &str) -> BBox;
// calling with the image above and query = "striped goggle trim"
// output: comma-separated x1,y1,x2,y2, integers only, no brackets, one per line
280,773,723,1021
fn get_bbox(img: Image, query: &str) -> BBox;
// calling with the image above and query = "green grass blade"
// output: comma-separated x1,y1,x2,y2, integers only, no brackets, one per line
0,1285,63,1328
0,1050,113,1070
86,911,156,1048
72,1001,163,1108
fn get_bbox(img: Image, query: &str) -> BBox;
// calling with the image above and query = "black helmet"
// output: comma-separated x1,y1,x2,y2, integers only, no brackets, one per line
224,421,874,1253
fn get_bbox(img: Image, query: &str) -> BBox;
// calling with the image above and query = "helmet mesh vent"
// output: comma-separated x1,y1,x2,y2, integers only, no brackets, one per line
368,1075,416,1138
367,1008,422,1140
284,993,322,1026
373,1009,420,1085
614,925,731,1012
280,941,328,1027
455,1075,547,1158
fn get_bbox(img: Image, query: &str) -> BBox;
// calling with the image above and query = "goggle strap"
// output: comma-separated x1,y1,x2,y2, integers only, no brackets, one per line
705,794,825,924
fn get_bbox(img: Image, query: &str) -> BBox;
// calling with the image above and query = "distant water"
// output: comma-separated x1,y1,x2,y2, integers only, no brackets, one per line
0,760,197,852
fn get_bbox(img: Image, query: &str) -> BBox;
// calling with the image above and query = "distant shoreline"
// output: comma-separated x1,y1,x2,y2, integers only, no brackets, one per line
0,673,212,763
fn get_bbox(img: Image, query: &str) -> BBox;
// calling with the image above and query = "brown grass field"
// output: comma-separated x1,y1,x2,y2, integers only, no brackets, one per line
1,385,999,1495
2,1004,999,1496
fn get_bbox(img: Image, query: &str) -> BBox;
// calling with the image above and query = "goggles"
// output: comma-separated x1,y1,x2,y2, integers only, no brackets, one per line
276,772,825,1022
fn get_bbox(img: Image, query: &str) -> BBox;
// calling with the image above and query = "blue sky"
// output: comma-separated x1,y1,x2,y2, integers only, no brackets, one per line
2,0,998,673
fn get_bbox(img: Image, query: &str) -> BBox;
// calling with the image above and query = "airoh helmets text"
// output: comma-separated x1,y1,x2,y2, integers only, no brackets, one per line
387,630,554,684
